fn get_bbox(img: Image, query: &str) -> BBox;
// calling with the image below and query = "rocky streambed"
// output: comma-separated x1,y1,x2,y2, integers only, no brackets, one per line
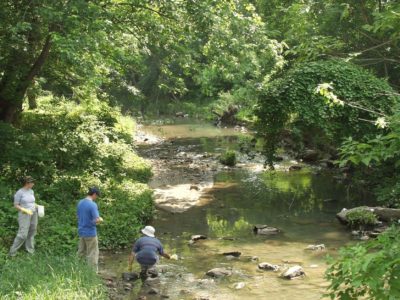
100,122,374,300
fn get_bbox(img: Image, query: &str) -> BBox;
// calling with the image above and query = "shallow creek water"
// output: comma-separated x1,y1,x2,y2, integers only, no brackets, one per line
102,122,372,300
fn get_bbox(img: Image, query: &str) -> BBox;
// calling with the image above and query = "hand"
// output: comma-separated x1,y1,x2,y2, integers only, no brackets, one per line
20,208,33,215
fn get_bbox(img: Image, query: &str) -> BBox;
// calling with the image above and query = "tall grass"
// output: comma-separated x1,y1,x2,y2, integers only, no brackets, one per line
0,253,107,300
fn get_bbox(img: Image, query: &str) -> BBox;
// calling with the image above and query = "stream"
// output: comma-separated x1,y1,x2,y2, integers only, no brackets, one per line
102,122,372,300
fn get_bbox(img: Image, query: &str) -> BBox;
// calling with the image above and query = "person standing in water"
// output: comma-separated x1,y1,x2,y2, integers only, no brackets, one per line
128,226,171,278
9,176,39,256
77,187,103,271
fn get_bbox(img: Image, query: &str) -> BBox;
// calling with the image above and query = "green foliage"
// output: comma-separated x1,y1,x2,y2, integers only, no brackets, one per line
0,96,154,260
337,110,400,207
346,208,378,228
0,254,107,299
326,226,400,300
256,59,398,165
219,150,237,167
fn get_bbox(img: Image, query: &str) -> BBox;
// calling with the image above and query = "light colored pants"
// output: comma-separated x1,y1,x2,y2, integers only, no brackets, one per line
9,211,38,256
77,236,99,271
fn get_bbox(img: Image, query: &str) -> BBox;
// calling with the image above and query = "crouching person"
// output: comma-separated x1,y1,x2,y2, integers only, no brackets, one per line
128,226,170,279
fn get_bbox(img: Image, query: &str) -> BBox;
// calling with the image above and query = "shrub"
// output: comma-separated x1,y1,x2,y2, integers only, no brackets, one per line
0,95,154,261
326,226,400,299
256,59,398,165
219,150,237,166
346,208,378,228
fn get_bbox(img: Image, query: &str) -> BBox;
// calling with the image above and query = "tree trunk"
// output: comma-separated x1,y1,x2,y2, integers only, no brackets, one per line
27,94,38,110
0,35,51,123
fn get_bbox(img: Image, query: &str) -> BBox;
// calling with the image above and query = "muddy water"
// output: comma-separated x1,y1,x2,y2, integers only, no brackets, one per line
102,123,372,300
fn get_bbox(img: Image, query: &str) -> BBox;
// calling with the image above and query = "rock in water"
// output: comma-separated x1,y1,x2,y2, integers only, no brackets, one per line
301,149,320,162
305,244,326,251
281,266,305,280
206,268,232,278
289,165,302,171
253,225,280,235
122,272,139,281
234,282,246,289
148,288,159,295
190,235,207,243
222,251,241,257
190,185,200,191
258,262,280,272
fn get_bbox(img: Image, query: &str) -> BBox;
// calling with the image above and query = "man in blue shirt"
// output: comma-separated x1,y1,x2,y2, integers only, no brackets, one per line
77,187,103,271
128,226,170,279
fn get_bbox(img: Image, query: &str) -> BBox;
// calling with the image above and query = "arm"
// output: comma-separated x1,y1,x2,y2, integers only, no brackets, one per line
128,252,135,272
92,203,103,224
158,243,170,259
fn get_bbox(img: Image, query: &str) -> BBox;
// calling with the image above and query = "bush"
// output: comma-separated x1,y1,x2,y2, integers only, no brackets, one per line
219,150,237,166
0,254,107,299
0,95,154,260
256,59,398,165
346,208,378,228
326,226,400,299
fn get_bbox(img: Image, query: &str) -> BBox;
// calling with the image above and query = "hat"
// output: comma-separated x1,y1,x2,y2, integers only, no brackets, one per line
88,187,101,196
141,226,155,237
23,176,35,184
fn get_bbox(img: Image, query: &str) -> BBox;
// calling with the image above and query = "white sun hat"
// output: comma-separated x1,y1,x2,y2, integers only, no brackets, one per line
141,226,155,237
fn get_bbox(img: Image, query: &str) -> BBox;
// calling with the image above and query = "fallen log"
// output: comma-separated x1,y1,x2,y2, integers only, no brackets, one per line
337,206,400,224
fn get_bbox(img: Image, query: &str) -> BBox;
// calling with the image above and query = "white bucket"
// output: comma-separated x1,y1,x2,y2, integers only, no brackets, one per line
37,205,45,218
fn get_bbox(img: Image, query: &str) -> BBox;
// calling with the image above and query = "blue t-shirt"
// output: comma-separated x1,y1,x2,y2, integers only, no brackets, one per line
77,199,100,237
133,236,164,266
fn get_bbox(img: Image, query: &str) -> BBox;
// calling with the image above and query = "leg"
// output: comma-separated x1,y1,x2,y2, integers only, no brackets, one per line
85,236,99,272
77,237,87,259
140,264,150,280
25,212,38,254
9,213,31,256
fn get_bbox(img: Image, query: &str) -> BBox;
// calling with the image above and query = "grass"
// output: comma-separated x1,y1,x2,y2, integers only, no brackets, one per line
0,253,107,300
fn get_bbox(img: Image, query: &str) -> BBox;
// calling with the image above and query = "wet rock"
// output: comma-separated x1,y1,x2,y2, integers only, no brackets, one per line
258,262,280,272
289,165,302,171
206,268,232,278
234,282,246,289
253,225,280,235
305,244,326,251
175,112,185,118
281,266,305,280
250,256,259,262
319,159,335,169
122,272,140,282
190,185,200,191
148,288,159,295
222,251,241,257
300,149,320,163
220,237,235,241
191,235,207,242
105,279,116,288
124,283,132,291
225,255,237,261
